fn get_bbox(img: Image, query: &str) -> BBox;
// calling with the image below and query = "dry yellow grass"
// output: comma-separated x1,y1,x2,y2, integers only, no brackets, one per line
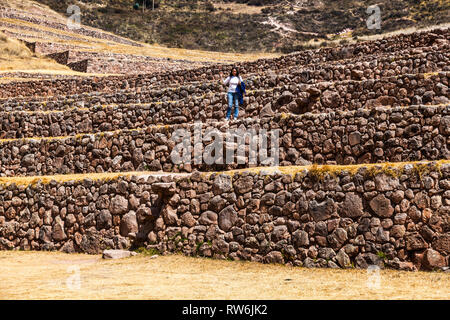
0,31,29,58
0,57,70,72
0,69,120,81
0,15,278,64
0,170,188,187
0,251,448,299
298,22,450,50
207,159,450,178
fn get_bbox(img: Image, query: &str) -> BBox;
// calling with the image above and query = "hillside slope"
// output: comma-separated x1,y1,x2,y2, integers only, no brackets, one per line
34,0,450,53
0,0,278,77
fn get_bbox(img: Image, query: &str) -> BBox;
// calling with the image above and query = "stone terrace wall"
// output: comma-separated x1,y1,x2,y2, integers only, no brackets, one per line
0,72,89,81
0,28,447,98
0,105,448,176
0,161,448,271
292,49,450,83
1,46,448,104
45,51,69,65
67,59,89,73
1,72,448,137
3,46,448,107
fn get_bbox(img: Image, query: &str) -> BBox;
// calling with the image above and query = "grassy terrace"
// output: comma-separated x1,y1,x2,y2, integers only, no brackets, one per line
0,160,447,186
3,67,447,105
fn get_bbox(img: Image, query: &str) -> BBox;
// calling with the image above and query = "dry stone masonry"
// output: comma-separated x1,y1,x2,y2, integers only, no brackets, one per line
0,105,448,176
0,26,449,271
0,162,448,271
1,71,448,136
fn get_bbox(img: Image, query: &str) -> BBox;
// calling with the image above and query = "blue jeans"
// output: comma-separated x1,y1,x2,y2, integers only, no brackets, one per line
226,92,239,120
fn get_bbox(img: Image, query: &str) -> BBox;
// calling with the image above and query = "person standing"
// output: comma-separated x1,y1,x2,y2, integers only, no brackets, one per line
220,67,244,121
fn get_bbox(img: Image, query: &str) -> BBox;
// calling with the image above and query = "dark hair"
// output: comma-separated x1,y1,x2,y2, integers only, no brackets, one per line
229,67,240,77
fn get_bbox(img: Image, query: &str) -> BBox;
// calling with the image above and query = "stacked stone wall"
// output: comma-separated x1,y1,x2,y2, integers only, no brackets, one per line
0,105,448,176
0,161,448,271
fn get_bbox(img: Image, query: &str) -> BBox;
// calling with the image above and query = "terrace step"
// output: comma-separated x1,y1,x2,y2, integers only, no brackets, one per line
0,160,447,186
0,20,449,270
1,72,447,134
0,80,448,138
1,40,448,100
0,6,143,47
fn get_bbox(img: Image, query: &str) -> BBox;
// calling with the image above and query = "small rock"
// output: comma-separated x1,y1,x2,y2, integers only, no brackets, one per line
102,249,134,259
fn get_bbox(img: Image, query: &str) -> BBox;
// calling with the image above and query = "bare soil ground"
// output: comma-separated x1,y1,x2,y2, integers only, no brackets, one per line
0,251,448,300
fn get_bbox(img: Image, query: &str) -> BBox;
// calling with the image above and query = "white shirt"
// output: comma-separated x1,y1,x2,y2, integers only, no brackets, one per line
223,76,243,93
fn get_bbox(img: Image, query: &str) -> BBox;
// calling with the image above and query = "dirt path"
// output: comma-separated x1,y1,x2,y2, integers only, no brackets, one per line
262,16,319,37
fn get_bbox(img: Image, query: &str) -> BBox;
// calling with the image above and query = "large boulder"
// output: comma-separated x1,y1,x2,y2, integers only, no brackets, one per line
162,205,178,226
260,102,274,118
406,233,428,251
336,249,352,268
79,229,103,254
271,225,288,242
321,90,341,108
212,174,232,195
433,234,450,254
292,229,309,248
421,249,446,270
264,251,284,264
96,210,112,229
151,182,176,196
102,249,137,259
234,176,253,194
22,154,35,167
52,216,67,241
341,193,364,218
199,211,218,225
276,91,293,106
